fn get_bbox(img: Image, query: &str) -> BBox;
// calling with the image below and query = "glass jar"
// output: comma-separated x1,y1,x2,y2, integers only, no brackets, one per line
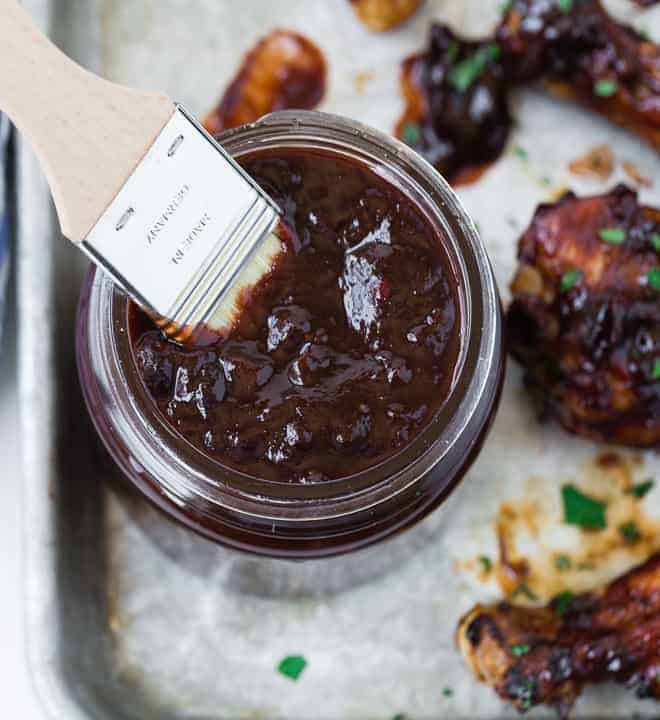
76,110,504,559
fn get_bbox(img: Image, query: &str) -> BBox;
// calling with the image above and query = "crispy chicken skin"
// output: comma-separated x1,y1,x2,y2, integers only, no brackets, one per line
507,185,660,447
498,0,660,151
457,553,660,717
348,0,422,32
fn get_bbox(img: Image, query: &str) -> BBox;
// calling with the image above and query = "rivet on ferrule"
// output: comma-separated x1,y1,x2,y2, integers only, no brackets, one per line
115,207,135,231
167,134,185,157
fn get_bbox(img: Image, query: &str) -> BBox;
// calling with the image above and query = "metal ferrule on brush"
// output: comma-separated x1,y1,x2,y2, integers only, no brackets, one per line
81,104,281,341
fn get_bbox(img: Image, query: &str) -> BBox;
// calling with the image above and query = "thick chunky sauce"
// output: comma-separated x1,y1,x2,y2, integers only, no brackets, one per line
130,149,461,483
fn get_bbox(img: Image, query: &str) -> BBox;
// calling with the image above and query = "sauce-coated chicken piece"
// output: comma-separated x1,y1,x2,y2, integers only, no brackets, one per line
507,185,660,446
203,30,326,135
396,25,513,185
396,0,659,184
498,0,660,151
348,0,422,32
457,553,660,718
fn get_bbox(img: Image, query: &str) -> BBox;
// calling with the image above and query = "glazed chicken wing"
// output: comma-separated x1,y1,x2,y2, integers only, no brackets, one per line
396,0,659,186
507,185,660,446
348,0,422,32
203,30,326,135
396,25,512,184
497,0,660,151
457,553,660,717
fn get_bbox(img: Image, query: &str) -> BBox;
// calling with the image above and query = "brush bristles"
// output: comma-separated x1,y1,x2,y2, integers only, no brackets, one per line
207,231,284,334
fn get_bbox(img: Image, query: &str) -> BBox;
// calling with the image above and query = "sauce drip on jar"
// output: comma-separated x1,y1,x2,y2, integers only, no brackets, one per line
129,148,461,483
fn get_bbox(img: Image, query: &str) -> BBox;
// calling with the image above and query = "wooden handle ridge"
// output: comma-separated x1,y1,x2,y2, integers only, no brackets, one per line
0,0,174,241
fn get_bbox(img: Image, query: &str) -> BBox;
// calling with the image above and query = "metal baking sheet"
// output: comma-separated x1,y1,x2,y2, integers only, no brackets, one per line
17,0,660,718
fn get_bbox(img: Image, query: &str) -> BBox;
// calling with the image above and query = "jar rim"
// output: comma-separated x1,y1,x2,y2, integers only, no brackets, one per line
77,110,502,553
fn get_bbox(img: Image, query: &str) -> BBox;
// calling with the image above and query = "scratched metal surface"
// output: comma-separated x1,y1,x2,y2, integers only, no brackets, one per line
17,0,660,719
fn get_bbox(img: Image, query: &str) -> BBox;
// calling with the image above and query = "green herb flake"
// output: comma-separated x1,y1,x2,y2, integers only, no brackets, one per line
447,40,460,64
560,269,583,293
554,590,575,617
619,521,641,545
598,227,625,245
651,234,660,252
577,560,595,571
647,268,660,290
520,678,536,711
558,0,573,12
513,145,529,160
652,360,660,381
562,484,607,529
277,655,307,681
594,79,618,98
448,44,500,92
402,122,420,147
501,0,513,13
442,687,454,698
392,715,407,720
512,583,539,602
555,554,572,572
626,478,654,498
478,555,493,574
511,644,531,657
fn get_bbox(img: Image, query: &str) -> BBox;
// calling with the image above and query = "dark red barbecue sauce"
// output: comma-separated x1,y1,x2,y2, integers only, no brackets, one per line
128,148,461,483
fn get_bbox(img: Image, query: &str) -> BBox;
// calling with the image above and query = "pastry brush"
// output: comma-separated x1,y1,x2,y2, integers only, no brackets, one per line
0,0,284,342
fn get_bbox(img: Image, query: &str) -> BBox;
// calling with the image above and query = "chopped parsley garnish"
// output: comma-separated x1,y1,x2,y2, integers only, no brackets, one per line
402,122,420,147
520,678,536,711
448,44,500,92
392,715,407,720
479,555,493,573
652,234,660,252
577,560,595,571
558,0,573,12
598,227,625,245
653,360,660,381
511,643,531,657
560,268,583,292
619,521,641,544
447,40,460,64
647,268,660,290
513,583,539,602
562,484,607,529
626,479,654,498
513,145,529,160
555,554,571,572
554,590,575,616
277,655,307,680
593,79,618,98
501,0,513,13
442,687,454,697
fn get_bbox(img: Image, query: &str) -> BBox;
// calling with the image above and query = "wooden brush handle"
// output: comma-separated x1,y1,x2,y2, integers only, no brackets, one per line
0,0,174,242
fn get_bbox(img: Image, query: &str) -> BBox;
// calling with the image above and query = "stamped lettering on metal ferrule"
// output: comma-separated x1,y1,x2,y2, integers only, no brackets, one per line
146,185,191,245
171,212,212,265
